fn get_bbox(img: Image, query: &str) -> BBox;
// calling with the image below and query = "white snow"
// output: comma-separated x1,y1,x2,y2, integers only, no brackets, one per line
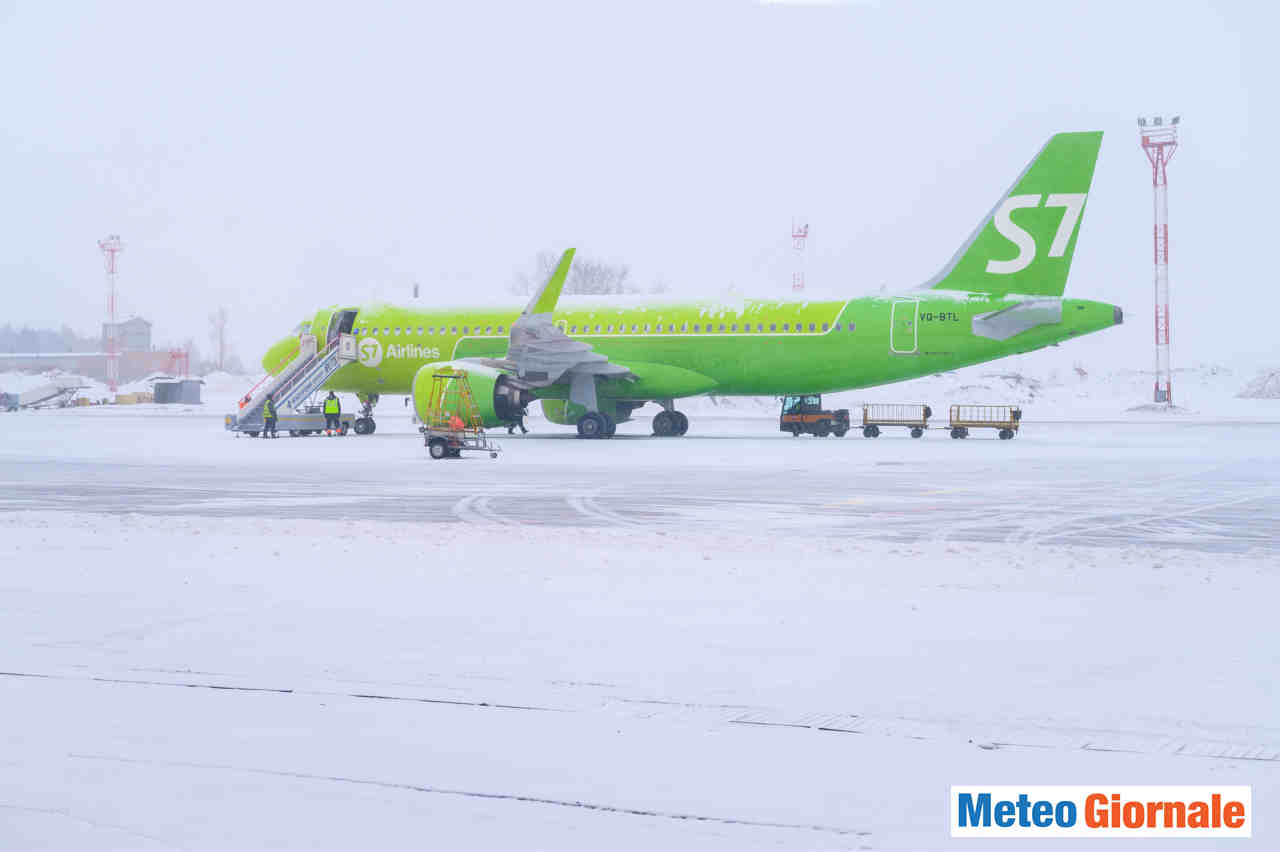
1,378,1277,850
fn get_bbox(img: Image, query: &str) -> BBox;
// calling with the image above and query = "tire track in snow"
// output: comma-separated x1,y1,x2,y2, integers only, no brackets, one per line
68,753,869,839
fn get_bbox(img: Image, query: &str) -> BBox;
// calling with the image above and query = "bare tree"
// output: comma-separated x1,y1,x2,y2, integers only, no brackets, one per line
509,250,656,297
208,307,229,371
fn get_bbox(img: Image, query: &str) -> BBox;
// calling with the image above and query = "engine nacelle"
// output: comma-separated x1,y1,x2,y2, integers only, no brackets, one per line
411,361,531,429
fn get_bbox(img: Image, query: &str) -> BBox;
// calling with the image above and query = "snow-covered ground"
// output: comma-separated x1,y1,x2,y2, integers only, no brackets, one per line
2,372,1278,850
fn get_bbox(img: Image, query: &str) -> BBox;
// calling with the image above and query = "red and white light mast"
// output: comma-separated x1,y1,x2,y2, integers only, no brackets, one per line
1138,115,1179,405
98,234,124,392
791,219,809,293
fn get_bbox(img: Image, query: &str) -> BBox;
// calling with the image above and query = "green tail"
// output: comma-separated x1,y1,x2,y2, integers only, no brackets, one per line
925,131,1103,298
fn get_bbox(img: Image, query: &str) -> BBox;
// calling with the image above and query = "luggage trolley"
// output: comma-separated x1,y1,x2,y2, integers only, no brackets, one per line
948,404,1022,440
419,368,501,459
860,403,932,438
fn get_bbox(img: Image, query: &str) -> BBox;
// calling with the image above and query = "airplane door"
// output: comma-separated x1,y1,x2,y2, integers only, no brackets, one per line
890,299,919,354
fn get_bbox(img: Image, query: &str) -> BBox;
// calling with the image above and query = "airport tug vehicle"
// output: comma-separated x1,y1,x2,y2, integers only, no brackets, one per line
859,403,933,438
417,368,501,460
779,395,851,437
948,404,1022,440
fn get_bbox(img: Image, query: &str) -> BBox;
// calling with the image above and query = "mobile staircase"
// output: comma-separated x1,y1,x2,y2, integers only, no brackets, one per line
2,378,87,411
225,333,358,436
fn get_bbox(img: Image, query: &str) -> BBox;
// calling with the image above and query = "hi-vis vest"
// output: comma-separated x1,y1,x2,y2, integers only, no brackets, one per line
323,397,340,414
263,399,276,418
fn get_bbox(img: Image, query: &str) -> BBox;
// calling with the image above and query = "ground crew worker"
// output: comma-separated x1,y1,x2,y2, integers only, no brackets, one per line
448,411,465,431
323,391,341,435
262,394,278,438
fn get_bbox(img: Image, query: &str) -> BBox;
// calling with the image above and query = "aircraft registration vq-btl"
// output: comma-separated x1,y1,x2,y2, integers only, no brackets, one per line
257,131,1120,438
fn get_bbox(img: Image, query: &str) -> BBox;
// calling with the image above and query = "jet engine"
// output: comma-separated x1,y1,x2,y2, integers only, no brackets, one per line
411,361,533,429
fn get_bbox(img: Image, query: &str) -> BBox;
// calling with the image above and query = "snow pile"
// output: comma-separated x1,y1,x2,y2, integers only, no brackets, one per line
1237,367,1280,399
0,369,94,395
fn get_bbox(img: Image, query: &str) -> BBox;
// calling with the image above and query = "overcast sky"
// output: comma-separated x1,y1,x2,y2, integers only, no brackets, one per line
2,0,1275,368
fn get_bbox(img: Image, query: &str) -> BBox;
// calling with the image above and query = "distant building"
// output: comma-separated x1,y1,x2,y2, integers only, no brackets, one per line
102,317,152,352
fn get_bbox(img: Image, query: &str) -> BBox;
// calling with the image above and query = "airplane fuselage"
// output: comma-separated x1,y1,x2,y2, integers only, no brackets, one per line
286,291,1119,405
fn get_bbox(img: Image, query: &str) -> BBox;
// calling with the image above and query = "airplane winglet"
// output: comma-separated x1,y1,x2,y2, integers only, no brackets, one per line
522,248,575,316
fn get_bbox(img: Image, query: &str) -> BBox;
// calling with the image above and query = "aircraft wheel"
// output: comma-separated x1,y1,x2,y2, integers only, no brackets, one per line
577,412,607,439
911,427,923,438
652,410,677,437
428,437,448,459
672,411,689,436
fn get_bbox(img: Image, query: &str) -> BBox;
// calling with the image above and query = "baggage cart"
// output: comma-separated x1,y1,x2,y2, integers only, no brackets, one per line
860,403,932,438
948,404,1022,440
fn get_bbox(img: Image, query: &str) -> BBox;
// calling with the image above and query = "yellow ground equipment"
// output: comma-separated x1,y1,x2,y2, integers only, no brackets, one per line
948,404,1022,440
418,369,501,460
779,394,850,437
860,403,932,439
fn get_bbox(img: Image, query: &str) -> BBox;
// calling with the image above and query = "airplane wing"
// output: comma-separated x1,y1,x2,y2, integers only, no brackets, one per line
468,248,635,388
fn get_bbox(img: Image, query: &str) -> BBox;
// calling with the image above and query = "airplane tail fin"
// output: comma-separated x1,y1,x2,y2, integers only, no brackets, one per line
923,131,1103,298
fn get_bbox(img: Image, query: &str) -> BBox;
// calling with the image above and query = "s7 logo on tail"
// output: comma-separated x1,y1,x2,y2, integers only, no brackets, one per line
986,193,1087,274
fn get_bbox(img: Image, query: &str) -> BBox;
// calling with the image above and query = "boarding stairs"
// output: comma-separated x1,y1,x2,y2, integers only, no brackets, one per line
228,333,356,432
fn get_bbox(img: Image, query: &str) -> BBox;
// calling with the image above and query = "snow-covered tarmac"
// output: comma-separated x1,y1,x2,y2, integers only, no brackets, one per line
2,404,1278,849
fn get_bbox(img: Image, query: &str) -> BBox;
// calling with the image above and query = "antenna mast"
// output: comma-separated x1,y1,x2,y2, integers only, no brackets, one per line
98,234,124,393
791,219,809,293
1138,115,1179,405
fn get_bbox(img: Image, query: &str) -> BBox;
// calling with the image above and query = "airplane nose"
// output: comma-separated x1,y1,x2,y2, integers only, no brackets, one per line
1114,306,1124,325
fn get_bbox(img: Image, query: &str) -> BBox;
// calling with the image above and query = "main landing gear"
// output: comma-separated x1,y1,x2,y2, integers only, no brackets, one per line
651,409,688,437
576,411,618,439
352,393,379,435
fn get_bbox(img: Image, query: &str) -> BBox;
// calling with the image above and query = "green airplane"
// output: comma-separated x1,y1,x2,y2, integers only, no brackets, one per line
259,131,1120,439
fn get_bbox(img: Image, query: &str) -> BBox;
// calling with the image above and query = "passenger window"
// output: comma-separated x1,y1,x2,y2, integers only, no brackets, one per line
822,322,829,331
769,323,776,331
595,324,601,332
644,324,651,332
782,323,789,331
497,325,505,333
680,322,687,332
485,326,492,334
462,326,469,334
570,325,577,333
809,323,816,331
450,326,457,334
730,324,738,332
848,322,856,332
383,327,389,335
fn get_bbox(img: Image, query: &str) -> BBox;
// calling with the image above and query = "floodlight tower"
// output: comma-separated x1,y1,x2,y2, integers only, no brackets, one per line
98,234,124,392
791,219,809,293
1138,115,1179,405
